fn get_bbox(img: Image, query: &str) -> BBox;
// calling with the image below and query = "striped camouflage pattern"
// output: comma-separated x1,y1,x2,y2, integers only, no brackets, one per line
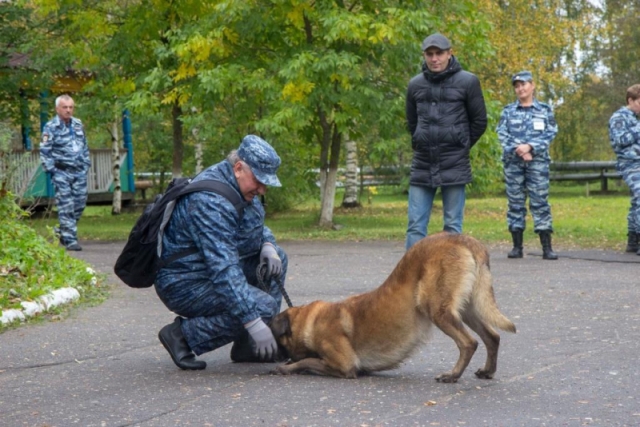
39,115,91,247
155,160,287,356
497,98,558,232
609,106,640,233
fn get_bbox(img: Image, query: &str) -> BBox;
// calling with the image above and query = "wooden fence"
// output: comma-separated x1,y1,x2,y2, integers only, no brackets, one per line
2,149,135,207
329,161,623,190
549,161,621,191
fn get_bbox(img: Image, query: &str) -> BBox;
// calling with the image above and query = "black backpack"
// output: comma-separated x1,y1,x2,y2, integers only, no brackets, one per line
114,177,248,288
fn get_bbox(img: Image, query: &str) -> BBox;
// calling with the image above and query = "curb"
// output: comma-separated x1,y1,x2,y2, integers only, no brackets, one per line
0,268,98,326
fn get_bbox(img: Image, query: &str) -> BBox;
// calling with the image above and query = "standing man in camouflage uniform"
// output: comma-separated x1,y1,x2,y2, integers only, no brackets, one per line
39,95,91,251
155,135,287,370
497,71,558,260
608,84,640,255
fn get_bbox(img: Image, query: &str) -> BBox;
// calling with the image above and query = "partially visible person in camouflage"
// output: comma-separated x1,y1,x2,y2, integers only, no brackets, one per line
497,71,558,260
39,95,91,251
154,135,287,370
608,84,640,255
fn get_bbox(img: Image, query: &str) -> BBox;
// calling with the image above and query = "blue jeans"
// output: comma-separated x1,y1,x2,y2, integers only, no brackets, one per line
405,184,466,250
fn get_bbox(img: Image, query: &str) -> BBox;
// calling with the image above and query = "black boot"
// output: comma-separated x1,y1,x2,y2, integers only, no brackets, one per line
625,232,639,253
230,330,259,363
158,317,206,370
507,230,523,258
230,329,284,363
539,231,558,260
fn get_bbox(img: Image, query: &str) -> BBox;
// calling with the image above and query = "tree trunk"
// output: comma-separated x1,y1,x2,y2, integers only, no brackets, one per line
341,138,360,208
109,118,122,215
191,107,203,174
317,106,330,207
171,102,183,178
318,124,342,228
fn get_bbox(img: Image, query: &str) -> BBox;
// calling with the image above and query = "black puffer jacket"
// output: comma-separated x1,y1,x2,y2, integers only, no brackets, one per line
406,55,487,187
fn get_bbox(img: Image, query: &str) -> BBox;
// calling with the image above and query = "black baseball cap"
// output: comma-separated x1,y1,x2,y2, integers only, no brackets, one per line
421,33,451,51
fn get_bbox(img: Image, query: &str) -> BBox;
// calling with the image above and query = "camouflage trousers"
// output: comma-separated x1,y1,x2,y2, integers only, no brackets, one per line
503,158,553,232
618,161,640,233
161,245,288,356
51,169,88,246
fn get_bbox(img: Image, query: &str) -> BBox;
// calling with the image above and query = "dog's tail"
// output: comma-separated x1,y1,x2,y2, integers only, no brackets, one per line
472,262,516,333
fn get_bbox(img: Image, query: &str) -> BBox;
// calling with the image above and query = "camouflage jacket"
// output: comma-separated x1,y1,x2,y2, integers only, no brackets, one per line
156,160,278,325
609,106,640,163
497,98,558,162
39,116,91,173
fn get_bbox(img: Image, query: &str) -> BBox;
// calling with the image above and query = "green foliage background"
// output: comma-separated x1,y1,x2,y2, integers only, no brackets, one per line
0,0,635,207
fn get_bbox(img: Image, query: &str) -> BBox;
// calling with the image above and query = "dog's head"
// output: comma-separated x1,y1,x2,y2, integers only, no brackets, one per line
270,306,318,362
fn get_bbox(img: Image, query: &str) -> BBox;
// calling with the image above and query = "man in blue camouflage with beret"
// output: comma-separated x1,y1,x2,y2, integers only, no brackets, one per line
608,84,640,255
39,95,91,251
155,135,288,370
497,71,559,260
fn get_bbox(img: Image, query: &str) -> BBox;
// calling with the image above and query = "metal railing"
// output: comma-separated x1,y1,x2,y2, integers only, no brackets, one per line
1,148,134,207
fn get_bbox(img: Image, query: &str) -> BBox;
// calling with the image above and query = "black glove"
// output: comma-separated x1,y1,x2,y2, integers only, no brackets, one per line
260,243,282,280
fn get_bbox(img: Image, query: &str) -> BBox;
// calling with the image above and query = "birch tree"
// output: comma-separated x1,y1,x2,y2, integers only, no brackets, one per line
342,138,360,208
109,117,122,215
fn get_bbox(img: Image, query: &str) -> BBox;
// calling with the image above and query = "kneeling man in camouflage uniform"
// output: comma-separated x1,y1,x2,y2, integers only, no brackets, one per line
155,135,287,370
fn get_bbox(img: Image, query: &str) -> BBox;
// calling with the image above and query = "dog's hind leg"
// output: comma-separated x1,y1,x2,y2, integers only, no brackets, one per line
461,312,500,379
431,311,478,383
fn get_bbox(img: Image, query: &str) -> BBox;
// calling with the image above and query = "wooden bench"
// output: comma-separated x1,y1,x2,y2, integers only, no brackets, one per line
134,180,154,200
550,161,620,191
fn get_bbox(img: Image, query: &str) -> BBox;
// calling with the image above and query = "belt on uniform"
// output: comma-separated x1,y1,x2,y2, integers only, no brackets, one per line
54,162,81,172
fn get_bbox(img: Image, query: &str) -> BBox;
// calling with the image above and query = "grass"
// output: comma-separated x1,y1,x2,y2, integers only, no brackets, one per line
1,200,110,331
5,181,628,331
25,181,632,251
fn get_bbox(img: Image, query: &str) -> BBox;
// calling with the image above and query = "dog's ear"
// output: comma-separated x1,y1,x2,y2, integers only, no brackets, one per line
270,312,292,338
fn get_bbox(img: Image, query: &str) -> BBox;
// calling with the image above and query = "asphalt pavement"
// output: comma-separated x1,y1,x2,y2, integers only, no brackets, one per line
1,239,639,427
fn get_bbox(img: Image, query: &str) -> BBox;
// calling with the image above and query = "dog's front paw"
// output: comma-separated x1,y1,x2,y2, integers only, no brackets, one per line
270,365,292,376
435,372,459,383
474,369,494,380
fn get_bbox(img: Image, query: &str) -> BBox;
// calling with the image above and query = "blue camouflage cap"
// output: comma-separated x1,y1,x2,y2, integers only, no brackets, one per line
237,135,282,187
512,70,533,85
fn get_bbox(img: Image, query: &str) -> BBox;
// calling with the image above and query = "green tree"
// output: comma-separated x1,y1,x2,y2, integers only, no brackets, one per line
171,0,496,226
550,0,638,162
0,2,60,134
466,0,599,165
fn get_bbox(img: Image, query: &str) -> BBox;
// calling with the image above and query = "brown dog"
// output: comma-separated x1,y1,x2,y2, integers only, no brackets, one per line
270,233,516,382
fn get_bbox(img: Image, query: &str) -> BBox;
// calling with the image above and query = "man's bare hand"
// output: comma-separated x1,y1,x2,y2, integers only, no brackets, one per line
515,144,532,157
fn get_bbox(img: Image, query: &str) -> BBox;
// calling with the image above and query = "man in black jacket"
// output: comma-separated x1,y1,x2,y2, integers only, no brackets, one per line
405,33,488,249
